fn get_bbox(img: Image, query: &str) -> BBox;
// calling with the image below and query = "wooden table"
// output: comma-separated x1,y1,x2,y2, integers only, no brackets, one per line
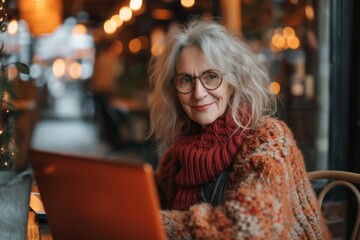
27,211,53,240
27,185,53,240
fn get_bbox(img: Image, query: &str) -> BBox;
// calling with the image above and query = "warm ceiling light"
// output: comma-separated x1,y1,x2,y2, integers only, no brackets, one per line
52,58,66,78
109,18,118,29
119,6,132,22
305,4,314,21
111,40,124,54
72,24,87,35
130,0,142,11
111,14,123,27
181,0,195,8
151,8,174,20
151,27,165,56
7,19,18,35
268,81,281,95
69,61,82,79
271,34,285,49
7,65,18,81
104,20,116,34
129,38,142,54
18,0,63,36
287,36,300,49
283,27,295,38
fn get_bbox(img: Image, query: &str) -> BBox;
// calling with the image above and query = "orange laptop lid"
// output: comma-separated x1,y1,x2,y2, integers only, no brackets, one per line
29,148,166,240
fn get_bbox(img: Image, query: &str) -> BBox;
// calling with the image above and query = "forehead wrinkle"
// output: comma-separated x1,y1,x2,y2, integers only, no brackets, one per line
175,46,210,75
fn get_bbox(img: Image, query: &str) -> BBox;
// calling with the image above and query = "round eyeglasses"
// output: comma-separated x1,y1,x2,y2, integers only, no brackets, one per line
173,69,223,94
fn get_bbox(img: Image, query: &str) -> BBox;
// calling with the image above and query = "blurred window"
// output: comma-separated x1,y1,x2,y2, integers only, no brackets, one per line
241,0,329,171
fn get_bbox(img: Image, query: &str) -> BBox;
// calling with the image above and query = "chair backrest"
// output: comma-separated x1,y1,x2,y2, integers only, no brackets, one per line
308,170,360,240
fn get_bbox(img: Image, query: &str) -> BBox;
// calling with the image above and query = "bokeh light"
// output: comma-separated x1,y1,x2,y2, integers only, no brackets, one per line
119,6,132,22
53,58,66,78
268,81,281,95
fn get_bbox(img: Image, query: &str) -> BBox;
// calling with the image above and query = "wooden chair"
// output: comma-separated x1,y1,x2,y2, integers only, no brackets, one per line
308,170,360,240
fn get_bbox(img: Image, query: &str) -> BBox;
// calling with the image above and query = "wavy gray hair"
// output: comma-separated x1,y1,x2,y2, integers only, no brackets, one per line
148,17,276,145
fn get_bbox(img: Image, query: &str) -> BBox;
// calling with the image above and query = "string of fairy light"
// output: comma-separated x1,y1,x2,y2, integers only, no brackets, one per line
0,0,17,169
0,0,8,33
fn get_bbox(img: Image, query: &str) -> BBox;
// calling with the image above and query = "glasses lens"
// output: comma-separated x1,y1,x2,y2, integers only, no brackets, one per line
173,69,223,93
174,74,193,93
200,70,222,90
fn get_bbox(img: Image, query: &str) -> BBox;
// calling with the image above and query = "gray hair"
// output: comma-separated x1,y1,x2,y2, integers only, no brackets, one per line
148,17,276,145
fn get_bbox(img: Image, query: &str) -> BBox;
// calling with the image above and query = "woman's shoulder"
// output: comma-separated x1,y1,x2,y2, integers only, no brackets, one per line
241,117,296,152
250,117,293,140
233,117,303,180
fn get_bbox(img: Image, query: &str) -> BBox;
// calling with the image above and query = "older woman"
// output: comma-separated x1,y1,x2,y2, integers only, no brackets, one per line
148,18,330,239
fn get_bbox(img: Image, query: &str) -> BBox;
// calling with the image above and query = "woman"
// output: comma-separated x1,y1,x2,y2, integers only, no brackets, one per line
148,18,330,239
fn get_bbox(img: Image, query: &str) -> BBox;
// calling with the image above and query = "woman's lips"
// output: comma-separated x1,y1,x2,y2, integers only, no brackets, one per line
192,103,212,111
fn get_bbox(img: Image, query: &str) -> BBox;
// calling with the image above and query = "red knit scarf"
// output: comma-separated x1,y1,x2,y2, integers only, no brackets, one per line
172,113,248,210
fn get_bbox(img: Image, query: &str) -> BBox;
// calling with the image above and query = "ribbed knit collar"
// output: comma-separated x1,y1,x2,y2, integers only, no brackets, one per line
173,112,248,210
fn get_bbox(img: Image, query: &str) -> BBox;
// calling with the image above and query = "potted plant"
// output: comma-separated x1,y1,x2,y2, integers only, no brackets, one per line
0,2,32,238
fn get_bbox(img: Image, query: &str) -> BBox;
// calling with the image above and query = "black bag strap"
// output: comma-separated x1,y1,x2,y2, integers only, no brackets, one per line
209,162,233,207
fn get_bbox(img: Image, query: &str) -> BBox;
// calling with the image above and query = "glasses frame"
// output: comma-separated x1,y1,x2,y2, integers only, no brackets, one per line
173,69,223,94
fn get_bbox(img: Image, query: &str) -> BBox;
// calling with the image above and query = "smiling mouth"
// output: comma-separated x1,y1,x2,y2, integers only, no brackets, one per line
192,103,212,111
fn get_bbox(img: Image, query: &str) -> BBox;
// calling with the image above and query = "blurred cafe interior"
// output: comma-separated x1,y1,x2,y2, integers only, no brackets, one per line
0,0,359,239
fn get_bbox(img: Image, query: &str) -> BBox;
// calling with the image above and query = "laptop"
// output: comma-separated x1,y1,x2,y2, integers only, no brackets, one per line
28,148,166,240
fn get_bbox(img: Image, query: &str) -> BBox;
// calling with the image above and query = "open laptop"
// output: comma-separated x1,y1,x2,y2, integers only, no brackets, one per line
28,148,166,240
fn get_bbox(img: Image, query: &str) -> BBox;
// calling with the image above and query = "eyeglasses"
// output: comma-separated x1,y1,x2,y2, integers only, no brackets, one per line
173,69,223,94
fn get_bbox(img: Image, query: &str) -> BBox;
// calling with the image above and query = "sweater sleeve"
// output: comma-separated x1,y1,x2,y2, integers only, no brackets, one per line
159,119,330,240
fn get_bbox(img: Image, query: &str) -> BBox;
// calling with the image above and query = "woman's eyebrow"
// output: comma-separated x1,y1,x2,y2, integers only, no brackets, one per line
175,72,191,76
175,69,213,76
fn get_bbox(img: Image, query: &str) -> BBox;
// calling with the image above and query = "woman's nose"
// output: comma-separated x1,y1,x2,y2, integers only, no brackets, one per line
192,78,207,99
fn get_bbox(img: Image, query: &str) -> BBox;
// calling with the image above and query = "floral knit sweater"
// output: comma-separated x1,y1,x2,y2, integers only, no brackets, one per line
156,117,330,239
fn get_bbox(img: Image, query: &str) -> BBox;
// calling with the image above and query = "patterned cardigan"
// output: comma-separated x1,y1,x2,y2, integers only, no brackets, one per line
156,117,331,239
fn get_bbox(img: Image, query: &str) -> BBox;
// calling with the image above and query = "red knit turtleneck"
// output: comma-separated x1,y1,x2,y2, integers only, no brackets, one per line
172,113,248,210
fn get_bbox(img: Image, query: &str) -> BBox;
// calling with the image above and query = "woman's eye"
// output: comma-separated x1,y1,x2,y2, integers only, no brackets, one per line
204,72,219,81
180,76,193,84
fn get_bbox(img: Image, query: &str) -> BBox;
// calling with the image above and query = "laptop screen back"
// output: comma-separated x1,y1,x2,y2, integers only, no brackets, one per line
29,148,166,240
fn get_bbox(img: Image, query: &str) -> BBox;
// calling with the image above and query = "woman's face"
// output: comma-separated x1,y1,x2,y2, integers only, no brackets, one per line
175,46,233,127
